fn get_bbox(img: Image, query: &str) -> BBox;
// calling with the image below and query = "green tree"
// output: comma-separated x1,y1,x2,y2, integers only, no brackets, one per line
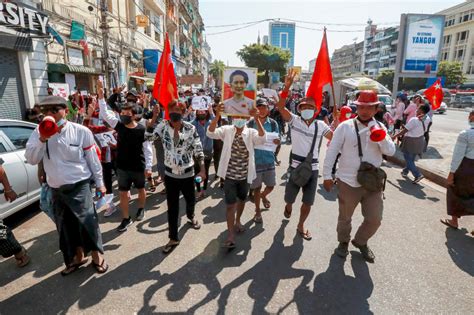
209,60,225,87
437,61,467,86
376,70,394,91
236,44,291,87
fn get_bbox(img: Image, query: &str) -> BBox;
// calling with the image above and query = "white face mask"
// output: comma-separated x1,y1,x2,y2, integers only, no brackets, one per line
232,118,247,129
301,109,315,120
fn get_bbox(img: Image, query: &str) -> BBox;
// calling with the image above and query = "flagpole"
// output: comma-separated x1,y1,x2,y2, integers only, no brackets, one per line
324,27,338,112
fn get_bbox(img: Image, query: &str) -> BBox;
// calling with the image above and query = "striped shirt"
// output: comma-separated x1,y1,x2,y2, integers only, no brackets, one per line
226,133,249,180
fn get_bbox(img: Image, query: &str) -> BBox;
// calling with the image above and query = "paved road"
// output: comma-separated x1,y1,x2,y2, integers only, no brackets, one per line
1,144,473,314
431,110,468,136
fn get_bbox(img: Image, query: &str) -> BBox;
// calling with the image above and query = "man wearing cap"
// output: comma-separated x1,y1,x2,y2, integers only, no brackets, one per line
276,71,333,241
322,90,396,263
247,98,280,223
25,95,108,275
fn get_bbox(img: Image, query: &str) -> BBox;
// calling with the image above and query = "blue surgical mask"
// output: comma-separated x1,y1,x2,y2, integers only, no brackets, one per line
301,109,315,120
56,118,66,127
232,118,247,129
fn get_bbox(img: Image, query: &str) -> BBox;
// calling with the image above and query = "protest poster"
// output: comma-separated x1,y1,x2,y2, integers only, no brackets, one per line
95,131,117,148
191,96,212,110
254,132,280,152
222,67,257,117
48,83,70,100
262,88,279,102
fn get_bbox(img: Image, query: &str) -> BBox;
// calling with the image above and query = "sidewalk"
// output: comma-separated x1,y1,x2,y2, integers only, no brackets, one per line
385,117,461,188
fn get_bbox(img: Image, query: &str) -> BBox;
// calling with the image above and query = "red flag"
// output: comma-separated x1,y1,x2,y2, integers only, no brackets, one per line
306,29,334,113
153,33,178,119
423,78,444,110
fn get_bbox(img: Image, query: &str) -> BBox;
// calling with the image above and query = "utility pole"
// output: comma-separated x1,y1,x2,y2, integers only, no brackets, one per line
99,0,111,91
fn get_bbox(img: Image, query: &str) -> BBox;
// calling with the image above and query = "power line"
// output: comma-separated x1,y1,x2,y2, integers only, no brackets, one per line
206,20,268,35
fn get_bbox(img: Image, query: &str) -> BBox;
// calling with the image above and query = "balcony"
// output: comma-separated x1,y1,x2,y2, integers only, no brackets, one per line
145,0,166,14
180,24,190,39
391,39,398,45
365,57,379,63
368,47,380,54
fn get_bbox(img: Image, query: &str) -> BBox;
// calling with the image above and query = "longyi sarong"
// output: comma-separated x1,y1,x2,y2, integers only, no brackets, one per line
447,158,474,217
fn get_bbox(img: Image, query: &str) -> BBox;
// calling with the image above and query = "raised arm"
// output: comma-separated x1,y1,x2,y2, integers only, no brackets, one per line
276,69,296,122
97,80,119,128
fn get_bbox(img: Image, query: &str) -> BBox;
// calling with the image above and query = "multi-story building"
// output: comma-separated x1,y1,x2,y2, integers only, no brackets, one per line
438,0,474,84
201,40,212,87
269,22,295,67
0,0,49,119
308,58,316,72
361,20,399,78
330,41,364,79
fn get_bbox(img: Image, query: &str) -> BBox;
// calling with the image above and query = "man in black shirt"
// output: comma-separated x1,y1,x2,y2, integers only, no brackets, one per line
98,81,153,232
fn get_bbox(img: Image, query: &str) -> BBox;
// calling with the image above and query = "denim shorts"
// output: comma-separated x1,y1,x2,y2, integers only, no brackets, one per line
224,178,249,205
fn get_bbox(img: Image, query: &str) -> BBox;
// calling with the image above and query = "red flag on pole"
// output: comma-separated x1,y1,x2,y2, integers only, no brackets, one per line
153,33,178,119
306,29,334,113
423,78,444,110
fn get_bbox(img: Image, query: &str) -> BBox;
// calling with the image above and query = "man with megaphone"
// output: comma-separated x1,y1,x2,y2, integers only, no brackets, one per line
322,90,396,263
25,95,108,275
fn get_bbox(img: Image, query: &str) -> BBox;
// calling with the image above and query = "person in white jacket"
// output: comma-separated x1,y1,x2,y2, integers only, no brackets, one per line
207,104,266,248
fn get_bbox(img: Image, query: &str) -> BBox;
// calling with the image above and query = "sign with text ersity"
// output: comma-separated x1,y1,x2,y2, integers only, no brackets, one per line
402,14,445,73
0,1,49,35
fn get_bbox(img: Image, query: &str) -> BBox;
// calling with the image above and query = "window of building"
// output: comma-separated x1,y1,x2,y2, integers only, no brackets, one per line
457,49,464,60
463,14,470,22
442,52,448,60
444,35,451,45
144,9,151,37
280,32,288,49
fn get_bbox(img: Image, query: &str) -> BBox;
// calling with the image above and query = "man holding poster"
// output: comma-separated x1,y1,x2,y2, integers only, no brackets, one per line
223,68,257,116
248,98,280,224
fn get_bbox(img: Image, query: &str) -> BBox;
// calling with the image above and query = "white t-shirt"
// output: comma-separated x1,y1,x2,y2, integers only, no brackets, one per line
289,113,331,170
405,116,431,138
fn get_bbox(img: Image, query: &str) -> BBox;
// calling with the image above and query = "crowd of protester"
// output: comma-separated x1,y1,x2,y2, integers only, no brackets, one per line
1,69,472,275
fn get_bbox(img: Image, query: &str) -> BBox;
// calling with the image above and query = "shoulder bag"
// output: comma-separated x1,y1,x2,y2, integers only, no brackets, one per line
354,119,387,192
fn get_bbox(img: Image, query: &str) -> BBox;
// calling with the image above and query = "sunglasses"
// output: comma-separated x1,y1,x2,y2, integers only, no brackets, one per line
40,106,65,114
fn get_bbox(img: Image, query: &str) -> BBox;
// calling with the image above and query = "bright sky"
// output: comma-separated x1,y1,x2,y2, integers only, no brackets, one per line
200,0,465,70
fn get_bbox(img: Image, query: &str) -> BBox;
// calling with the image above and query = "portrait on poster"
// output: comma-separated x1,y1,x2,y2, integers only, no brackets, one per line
222,67,257,116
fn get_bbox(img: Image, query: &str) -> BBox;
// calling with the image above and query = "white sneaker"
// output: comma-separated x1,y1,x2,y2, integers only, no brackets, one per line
104,204,118,217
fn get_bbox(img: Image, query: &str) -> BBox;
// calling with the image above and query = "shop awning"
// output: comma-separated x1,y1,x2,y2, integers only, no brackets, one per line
47,63,102,74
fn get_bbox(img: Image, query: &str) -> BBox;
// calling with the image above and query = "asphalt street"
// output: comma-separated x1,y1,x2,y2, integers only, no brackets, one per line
0,143,473,314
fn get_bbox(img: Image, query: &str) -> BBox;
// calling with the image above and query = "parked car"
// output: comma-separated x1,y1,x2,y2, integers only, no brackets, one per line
378,94,393,112
434,102,448,114
0,119,40,219
452,92,474,108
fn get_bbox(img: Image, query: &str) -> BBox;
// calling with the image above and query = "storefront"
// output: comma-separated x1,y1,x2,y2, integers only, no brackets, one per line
0,1,49,120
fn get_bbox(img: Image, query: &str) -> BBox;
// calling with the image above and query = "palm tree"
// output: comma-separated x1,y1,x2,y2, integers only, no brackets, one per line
209,60,225,87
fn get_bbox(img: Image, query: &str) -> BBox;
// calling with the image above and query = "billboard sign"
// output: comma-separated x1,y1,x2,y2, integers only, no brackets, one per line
402,14,445,73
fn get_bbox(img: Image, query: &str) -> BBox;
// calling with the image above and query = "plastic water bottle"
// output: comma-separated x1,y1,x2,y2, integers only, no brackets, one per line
195,176,202,185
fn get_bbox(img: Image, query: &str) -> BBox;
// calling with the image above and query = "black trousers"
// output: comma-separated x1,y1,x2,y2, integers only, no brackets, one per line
164,175,196,241
102,162,114,194
194,157,212,191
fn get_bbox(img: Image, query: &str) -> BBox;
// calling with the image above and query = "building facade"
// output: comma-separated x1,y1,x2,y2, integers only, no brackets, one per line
0,0,50,120
438,0,474,84
361,20,399,78
269,22,295,67
330,41,364,79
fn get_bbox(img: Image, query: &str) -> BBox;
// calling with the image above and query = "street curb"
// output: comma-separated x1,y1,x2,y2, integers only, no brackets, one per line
384,153,448,188
447,107,472,112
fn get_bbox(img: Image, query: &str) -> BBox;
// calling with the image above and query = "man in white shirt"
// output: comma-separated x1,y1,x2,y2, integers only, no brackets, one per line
277,71,333,241
25,95,108,275
322,90,396,263
207,104,266,248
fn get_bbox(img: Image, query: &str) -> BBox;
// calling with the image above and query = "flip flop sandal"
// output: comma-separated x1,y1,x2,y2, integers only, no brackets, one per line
222,241,236,249
262,199,271,209
235,224,246,233
297,229,312,241
189,219,201,230
93,259,109,274
15,248,30,268
284,206,292,219
440,219,458,230
162,242,180,254
61,259,88,276
253,214,263,224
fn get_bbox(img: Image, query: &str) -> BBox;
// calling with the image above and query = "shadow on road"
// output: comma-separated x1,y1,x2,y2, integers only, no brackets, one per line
289,253,374,314
421,147,443,160
0,224,195,314
387,179,440,202
445,228,474,277
138,221,264,314
216,220,314,314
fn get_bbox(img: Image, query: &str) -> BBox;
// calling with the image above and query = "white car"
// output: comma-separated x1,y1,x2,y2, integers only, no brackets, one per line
0,119,41,219
434,102,448,114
